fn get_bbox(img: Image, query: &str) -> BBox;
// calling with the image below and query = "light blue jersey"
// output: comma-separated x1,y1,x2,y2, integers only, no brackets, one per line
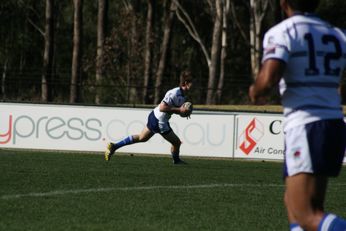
262,13,346,131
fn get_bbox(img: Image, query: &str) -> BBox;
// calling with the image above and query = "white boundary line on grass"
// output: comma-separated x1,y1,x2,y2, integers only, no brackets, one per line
2,183,346,200
1,183,283,200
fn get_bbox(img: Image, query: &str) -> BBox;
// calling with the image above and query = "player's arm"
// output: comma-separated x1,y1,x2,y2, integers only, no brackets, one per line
249,59,285,104
159,102,187,115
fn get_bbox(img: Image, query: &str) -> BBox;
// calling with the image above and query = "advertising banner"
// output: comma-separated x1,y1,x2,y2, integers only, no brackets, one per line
1,103,344,162
234,114,284,161
0,103,235,158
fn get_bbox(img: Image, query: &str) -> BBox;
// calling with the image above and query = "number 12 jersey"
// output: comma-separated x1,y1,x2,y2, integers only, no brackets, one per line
262,13,346,131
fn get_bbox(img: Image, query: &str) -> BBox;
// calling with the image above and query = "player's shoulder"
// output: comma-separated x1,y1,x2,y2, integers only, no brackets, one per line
342,29,346,35
332,28,346,45
166,86,180,94
265,17,292,35
263,19,292,47
267,15,327,31
338,28,346,40
165,87,183,98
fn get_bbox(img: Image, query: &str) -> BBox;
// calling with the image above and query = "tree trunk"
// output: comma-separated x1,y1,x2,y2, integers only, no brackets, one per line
249,0,259,79
154,0,175,104
41,0,54,102
1,59,8,100
249,1,257,79
249,0,269,79
206,0,222,105
122,0,140,103
70,0,83,103
95,0,107,104
143,0,155,104
216,0,230,104
128,1,140,103
174,0,210,66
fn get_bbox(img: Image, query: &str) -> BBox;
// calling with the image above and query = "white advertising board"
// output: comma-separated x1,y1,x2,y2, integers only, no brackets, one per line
0,103,235,158
1,103,345,162
234,114,284,160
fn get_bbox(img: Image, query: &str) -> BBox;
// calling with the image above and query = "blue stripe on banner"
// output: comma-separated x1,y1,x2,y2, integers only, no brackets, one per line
286,82,339,88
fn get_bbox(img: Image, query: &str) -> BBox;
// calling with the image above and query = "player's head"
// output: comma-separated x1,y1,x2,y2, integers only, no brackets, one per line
180,71,193,90
281,0,320,14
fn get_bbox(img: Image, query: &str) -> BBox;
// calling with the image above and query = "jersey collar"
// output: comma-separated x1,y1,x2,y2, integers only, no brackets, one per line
293,11,318,17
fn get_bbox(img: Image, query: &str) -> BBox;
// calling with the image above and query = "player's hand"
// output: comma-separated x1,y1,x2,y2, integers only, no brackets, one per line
179,106,192,118
179,106,189,116
179,105,190,114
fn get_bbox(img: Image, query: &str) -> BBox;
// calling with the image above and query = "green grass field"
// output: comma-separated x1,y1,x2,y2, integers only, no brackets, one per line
1,150,346,231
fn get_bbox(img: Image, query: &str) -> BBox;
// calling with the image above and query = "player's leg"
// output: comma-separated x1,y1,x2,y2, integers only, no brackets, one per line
286,173,346,231
285,191,304,231
284,173,328,230
284,119,346,230
161,130,184,164
105,126,154,161
310,120,346,230
105,111,157,161
285,173,326,230
132,126,155,143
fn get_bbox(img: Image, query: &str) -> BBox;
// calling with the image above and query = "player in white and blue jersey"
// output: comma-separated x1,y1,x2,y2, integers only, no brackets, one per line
249,0,346,230
105,71,193,164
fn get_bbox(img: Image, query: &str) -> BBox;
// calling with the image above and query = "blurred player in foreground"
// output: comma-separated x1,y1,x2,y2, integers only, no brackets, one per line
105,71,193,164
249,0,346,230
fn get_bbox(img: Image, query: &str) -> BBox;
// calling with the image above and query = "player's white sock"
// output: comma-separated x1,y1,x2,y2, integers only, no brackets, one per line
290,223,304,231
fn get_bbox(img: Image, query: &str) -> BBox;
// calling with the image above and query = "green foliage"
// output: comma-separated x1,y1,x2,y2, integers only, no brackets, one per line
1,1,346,105
0,1,44,100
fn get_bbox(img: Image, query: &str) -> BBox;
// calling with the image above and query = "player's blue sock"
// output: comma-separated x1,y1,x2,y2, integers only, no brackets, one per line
290,223,304,231
114,136,134,149
318,213,346,231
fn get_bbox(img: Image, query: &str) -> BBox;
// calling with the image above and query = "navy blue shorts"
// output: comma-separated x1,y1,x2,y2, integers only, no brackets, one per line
146,111,172,135
284,119,346,177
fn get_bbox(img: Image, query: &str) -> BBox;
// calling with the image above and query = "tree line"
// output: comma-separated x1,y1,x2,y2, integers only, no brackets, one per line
1,0,346,105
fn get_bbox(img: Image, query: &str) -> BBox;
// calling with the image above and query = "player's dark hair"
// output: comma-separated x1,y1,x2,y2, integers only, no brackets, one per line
180,71,193,85
286,0,320,13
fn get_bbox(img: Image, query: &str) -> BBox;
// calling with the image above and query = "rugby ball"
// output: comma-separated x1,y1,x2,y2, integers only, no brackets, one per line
181,101,193,117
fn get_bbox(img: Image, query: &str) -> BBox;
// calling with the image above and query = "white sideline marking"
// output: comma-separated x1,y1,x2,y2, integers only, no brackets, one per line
1,183,284,200
2,183,346,200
